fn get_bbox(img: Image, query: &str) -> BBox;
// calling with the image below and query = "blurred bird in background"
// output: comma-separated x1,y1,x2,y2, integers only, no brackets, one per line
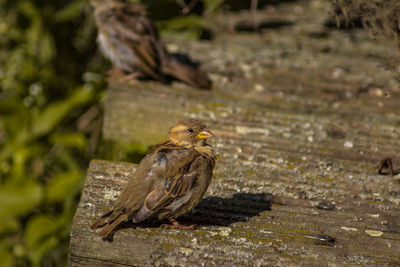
90,0,212,89
91,119,216,238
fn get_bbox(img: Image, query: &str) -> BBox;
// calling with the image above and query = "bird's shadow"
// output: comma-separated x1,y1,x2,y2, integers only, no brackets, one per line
104,193,272,241
185,192,273,226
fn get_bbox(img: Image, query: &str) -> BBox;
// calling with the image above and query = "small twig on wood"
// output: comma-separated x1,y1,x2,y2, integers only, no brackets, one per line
377,157,399,176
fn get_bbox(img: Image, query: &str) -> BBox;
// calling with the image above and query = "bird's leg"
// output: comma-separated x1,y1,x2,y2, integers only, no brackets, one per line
106,69,142,82
161,218,196,230
107,68,125,77
121,72,141,81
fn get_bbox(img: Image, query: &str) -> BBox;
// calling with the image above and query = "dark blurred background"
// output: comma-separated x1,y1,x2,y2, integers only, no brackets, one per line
0,0,398,266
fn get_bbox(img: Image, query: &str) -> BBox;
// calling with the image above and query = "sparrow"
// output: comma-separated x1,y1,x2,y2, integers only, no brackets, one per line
90,0,212,89
91,119,216,238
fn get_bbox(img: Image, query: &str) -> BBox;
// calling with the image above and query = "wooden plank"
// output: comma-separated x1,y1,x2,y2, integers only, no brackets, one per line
103,81,216,145
69,159,400,266
69,161,154,267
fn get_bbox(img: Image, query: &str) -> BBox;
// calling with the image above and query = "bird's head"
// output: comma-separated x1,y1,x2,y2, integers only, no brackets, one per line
169,119,213,148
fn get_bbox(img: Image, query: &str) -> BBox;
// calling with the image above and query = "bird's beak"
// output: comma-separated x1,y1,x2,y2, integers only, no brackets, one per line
197,129,213,139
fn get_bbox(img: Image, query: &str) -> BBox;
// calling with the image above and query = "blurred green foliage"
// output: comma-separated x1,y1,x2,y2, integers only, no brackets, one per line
0,0,105,265
0,0,224,266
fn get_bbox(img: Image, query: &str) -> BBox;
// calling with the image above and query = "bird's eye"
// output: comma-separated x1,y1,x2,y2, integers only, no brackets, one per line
187,128,193,133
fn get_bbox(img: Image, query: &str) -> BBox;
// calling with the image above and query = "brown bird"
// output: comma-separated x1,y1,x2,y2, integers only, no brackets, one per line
91,119,216,238
90,0,212,89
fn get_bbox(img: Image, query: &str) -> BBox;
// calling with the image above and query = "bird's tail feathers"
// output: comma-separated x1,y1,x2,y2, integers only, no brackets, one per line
90,217,107,230
97,212,129,238
90,210,114,230
164,57,211,89
90,210,129,238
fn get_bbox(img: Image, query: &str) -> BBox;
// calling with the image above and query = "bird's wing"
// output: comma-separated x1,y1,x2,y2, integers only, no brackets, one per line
112,151,163,214
112,144,198,210
109,3,166,80
90,143,185,236
131,147,201,222
90,150,158,237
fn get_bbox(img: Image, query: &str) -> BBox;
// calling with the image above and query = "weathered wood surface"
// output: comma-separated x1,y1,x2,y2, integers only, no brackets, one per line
70,0,400,266
70,159,400,266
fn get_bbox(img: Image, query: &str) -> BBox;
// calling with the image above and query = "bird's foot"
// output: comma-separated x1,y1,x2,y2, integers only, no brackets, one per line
161,218,196,230
106,69,141,82
121,72,141,82
106,68,125,78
